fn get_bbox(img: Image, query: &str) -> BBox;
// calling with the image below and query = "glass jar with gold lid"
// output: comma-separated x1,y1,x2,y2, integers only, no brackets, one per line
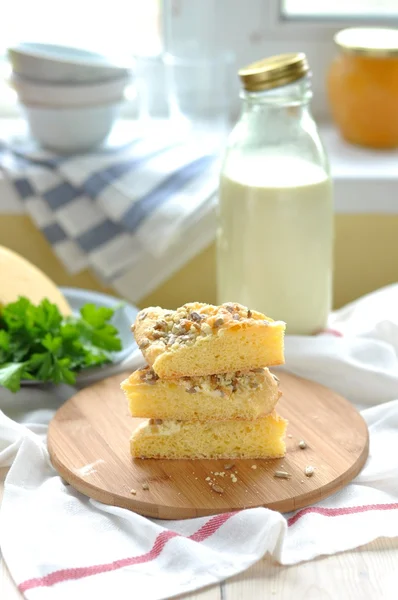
217,53,334,335
328,27,398,148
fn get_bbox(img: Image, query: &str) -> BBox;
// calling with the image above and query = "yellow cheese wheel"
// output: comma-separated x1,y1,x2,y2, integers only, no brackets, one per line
0,245,72,315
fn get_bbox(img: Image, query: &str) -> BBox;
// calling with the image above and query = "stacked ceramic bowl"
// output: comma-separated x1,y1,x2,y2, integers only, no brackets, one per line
8,42,133,153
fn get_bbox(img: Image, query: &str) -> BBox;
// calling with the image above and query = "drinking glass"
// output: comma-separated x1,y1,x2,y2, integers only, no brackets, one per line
163,51,236,151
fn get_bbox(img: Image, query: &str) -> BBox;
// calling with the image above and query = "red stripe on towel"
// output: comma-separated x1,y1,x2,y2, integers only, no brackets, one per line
287,503,398,526
19,503,398,592
19,512,234,592
318,328,343,337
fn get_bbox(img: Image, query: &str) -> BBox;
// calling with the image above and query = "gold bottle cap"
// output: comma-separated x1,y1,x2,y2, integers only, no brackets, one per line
238,53,309,92
334,27,398,57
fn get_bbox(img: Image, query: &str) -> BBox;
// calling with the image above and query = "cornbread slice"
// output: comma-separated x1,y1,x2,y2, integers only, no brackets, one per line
121,367,280,421
133,302,285,378
130,412,287,459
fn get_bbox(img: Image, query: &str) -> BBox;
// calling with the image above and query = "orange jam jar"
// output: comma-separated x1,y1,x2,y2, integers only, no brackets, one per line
328,27,398,149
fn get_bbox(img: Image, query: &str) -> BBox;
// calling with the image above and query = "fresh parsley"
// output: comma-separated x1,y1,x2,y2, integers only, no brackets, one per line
0,297,122,392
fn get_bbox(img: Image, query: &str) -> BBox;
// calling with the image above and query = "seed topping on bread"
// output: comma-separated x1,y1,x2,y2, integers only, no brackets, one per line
134,302,270,351
137,365,274,397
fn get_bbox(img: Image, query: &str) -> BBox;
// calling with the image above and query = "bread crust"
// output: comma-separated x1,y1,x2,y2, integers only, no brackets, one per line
133,302,285,378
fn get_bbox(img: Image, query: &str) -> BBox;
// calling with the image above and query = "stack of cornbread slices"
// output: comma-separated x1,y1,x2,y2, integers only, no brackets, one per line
121,302,287,460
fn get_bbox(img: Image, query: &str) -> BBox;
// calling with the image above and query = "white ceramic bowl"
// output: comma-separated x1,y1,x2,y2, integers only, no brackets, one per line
8,42,133,83
20,102,122,153
10,72,131,107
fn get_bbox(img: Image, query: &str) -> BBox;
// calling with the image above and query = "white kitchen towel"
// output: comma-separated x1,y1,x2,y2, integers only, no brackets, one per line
0,120,220,302
1,284,398,600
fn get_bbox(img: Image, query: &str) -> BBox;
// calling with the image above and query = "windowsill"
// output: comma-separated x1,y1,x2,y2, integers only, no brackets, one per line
321,124,398,213
0,118,398,214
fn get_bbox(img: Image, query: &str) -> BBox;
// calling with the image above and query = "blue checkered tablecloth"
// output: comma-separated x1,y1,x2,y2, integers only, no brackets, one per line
0,120,220,302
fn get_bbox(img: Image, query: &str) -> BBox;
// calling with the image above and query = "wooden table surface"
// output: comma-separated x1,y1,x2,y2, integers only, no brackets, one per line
1,467,397,600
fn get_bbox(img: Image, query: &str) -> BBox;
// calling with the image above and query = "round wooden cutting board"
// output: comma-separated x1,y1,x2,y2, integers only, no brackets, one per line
47,371,369,519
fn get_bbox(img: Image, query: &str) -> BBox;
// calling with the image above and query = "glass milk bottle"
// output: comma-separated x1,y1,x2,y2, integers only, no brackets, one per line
217,53,334,335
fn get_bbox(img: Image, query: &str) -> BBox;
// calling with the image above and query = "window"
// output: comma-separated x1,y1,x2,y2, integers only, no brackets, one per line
266,0,398,117
0,0,161,57
283,0,398,19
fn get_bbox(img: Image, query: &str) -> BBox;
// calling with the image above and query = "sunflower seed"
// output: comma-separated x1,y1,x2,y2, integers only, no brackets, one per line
190,311,203,322
274,470,290,479
211,484,224,494
152,331,166,339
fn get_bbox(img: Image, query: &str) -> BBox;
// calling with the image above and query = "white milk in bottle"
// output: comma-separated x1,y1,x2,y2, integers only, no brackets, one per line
217,54,334,334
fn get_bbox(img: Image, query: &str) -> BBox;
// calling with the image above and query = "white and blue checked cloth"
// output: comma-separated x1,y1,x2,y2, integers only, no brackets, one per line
0,120,221,302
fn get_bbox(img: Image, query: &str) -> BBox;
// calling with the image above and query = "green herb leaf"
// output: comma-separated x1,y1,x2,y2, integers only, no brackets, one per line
80,304,114,328
41,334,62,355
0,362,27,393
78,304,122,352
34,299,63,333
0,297,122,392
0,330,10,364
51,357,76,386
1,297,33,331
0,330,10,350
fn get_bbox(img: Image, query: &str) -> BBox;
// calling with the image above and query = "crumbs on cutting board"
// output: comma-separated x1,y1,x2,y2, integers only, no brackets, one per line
132,449,318,500
206,467,239,490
